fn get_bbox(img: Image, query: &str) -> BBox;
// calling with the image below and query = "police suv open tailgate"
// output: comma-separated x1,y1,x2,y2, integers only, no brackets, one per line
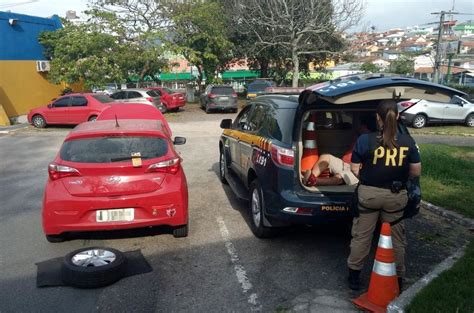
299,77,467,107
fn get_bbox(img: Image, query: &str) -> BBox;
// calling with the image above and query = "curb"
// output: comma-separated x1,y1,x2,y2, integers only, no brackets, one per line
387,244,467,313
421,200,474,230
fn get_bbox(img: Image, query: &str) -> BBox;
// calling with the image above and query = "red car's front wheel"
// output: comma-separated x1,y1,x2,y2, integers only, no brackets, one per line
32,115,46,128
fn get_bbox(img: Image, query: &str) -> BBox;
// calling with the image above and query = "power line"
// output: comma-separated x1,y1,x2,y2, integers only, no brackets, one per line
0,0,39,9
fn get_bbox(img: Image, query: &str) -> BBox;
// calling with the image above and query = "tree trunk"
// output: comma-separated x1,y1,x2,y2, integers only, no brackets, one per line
139,61,149,88
292,49,299,87
259,58,269,78
197,66,204,93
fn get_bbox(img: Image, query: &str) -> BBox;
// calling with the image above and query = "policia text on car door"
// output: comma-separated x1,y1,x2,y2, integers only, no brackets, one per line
347,100,421,291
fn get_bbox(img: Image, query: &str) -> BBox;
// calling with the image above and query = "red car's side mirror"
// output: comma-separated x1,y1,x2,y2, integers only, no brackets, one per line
47,104,52,109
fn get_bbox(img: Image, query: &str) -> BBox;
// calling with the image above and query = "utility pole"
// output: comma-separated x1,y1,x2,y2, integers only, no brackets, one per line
431,10,474,84
432,11,447,84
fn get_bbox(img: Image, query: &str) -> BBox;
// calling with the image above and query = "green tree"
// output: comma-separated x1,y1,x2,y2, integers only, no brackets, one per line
86,1,169,85
225,0,363,87
166,0,234,91
389,56,414,75
39,21,125,90
360,61,380,73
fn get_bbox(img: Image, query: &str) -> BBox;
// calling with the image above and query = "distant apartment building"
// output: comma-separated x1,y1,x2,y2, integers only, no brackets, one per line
454,21,474,36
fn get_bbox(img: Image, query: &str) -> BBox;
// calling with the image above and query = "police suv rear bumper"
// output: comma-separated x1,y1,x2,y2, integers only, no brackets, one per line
263,189,354,225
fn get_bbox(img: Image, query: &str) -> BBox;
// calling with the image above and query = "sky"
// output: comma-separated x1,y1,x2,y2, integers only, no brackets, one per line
0,0,473,31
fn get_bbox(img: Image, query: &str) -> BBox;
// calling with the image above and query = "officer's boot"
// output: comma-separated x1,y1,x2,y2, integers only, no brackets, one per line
348,268,361,290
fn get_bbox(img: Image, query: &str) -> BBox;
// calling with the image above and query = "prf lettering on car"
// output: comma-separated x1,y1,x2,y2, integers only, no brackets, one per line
372,146,409,166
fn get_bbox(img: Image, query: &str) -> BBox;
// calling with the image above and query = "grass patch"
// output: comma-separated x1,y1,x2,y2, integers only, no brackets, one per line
407,240,474,313
410,125,474,137
419,144,474,218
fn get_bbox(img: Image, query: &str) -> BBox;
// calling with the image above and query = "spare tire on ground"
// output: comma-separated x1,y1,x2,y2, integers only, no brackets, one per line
61,247,127,288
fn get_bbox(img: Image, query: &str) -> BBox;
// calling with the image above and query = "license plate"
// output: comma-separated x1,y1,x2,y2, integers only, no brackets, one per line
96,208,134,222
220,97,229,100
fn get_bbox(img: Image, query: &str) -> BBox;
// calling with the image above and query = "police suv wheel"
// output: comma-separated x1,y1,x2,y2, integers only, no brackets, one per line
412,114,426,128
249,180,277,239
219,151,228,184
61,247,127,288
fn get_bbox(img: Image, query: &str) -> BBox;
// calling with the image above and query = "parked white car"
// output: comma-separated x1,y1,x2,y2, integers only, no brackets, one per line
398,95,474,128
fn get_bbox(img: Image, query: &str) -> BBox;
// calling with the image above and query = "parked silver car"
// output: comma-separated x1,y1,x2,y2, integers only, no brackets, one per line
398,95,474,128
110,89,165,113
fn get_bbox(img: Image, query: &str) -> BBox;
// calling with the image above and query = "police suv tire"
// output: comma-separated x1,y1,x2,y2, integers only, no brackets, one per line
465,113,474,127
205,105,211,114
412,114,427,128
32,115,46,128
61,247,127,289
219,151,228,184
173,224,188,238
249,180,277,239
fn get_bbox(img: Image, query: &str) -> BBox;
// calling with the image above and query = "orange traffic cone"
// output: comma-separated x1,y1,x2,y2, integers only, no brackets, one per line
301,112,319,172
352,223,400,313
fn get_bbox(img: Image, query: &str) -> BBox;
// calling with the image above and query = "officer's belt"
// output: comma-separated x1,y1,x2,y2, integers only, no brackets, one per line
359,181,407,190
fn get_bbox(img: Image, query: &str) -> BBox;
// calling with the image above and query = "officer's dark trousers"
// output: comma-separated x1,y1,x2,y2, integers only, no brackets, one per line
347,185,408,277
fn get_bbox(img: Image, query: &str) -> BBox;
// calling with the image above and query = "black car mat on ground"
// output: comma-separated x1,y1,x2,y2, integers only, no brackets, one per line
36,250,153,288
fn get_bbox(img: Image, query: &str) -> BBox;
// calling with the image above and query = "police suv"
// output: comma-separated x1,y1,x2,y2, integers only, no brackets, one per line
218,76,466,238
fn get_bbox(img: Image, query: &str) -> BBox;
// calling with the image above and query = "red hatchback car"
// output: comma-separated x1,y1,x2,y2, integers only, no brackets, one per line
97,103,172,137
42,119,188,242
148,87,186,112
28,93,114,128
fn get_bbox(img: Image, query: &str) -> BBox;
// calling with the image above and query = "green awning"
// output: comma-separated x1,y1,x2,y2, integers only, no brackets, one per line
159,72,194,81
221,70,260,79
128,75,156,82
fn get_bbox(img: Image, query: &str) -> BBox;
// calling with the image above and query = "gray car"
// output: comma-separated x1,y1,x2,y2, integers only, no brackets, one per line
200,85,238,113
398,95,474,128
110,89,165,113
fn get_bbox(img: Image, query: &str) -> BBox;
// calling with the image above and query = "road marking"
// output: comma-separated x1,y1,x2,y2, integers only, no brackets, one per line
216,216,261,311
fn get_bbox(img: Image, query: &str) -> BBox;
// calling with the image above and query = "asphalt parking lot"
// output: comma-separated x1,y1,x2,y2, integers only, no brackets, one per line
0,104,470,312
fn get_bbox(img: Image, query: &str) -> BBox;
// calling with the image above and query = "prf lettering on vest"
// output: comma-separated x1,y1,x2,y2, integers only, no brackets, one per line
373,146,409,166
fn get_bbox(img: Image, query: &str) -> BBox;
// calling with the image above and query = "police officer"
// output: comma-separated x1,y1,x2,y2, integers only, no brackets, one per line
347,100,421,290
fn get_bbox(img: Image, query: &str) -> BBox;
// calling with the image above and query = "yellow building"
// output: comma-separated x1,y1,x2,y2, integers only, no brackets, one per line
0,12,71,125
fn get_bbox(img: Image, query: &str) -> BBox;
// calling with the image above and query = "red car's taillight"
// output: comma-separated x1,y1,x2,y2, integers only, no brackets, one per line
48,163,81,180
208,93,217,99
399,101,415,108
232,93,237,98
271,144,294,168
147,158,181,174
